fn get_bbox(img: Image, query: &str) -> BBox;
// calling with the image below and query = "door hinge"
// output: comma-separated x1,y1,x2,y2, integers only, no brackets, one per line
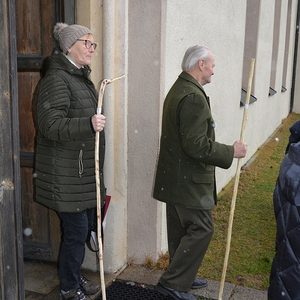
0,186,3,203
0,180,14,203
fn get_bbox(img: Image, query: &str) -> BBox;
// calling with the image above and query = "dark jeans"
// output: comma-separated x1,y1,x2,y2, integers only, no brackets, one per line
57,208,95,291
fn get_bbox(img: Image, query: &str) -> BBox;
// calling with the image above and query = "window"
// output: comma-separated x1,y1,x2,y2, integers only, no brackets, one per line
240,0,260,106
281,0,293,92
269,0,281,97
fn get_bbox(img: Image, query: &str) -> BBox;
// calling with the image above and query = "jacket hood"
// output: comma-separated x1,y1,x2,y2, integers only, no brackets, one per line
41,48,91,78
288,141,300,166
278,141,300,206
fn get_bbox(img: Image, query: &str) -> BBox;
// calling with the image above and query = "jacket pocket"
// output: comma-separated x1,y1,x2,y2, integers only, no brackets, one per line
192,172,213,184
78,150,83,177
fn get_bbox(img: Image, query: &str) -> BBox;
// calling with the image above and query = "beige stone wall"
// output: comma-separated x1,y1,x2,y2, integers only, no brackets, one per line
77,0,299,273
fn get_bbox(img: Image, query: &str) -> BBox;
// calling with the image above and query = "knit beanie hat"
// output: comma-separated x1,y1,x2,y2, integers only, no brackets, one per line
53,23,92,53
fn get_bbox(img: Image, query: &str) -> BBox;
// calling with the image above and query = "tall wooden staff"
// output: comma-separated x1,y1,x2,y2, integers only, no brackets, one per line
95,74,125,300
218,58,255,300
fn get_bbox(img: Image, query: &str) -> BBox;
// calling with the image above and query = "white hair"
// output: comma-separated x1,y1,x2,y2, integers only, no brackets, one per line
181,45,211,72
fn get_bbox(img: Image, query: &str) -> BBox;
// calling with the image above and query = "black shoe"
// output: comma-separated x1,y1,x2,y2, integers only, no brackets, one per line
60,288,87,300
156,283,197,300
191,277,208,289
79,275,100,295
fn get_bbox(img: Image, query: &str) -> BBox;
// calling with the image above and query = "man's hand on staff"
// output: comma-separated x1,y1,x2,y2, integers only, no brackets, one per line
92,114,106,132
233,141,248,158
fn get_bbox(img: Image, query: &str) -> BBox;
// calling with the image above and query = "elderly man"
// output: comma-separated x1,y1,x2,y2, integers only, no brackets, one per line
153,45,247,300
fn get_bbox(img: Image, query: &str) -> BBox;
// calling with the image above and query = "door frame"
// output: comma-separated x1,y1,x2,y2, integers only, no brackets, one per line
0,1,76,298
0,0,24,299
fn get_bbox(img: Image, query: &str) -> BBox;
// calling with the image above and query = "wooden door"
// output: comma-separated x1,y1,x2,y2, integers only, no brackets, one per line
16,0,63,261
1,1,25,298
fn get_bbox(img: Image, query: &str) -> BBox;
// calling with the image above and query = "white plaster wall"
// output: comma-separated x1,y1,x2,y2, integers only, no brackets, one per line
162,0,248,191
127,0,168,264
78,0,129,273
126,0,298,267
77,0,299,272
245,0,291,157
101,0,129,273
162,0,297,192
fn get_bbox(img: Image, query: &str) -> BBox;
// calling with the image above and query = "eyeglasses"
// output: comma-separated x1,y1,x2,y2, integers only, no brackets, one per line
76,39,97,50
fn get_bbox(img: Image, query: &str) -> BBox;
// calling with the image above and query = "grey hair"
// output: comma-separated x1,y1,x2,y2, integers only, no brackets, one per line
181,45,211,72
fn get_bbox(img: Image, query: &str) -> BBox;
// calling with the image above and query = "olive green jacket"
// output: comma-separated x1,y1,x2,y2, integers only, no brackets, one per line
34,49,105,213
153,72,234,210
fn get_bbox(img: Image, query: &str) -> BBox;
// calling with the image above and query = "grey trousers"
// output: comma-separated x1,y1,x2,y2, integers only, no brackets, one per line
159,204,214,292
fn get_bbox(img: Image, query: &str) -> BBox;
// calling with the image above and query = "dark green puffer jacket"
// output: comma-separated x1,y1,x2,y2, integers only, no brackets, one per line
34,48,105,213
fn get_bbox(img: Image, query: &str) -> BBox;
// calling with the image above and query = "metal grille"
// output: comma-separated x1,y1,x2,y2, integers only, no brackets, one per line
97,280,173,300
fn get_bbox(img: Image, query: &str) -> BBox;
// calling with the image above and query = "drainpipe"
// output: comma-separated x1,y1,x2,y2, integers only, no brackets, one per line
290,0,300,113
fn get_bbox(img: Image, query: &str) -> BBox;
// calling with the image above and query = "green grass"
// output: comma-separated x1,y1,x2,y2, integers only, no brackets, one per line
199,112,300,291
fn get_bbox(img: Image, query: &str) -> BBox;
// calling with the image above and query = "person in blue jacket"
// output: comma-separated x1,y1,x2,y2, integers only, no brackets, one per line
269,122,300,300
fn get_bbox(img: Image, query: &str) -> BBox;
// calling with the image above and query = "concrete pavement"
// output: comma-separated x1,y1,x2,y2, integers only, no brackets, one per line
117,265,268,300
24,260,267,299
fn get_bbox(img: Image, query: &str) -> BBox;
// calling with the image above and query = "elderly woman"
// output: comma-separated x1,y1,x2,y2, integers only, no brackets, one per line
34,23,106,300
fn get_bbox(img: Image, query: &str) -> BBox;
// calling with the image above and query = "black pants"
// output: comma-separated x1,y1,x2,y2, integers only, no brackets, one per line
159,204,214,292
57,208,95,291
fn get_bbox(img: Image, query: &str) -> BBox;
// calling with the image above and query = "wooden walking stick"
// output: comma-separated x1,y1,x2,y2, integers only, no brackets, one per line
218,58,255,300
95,74,126,300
